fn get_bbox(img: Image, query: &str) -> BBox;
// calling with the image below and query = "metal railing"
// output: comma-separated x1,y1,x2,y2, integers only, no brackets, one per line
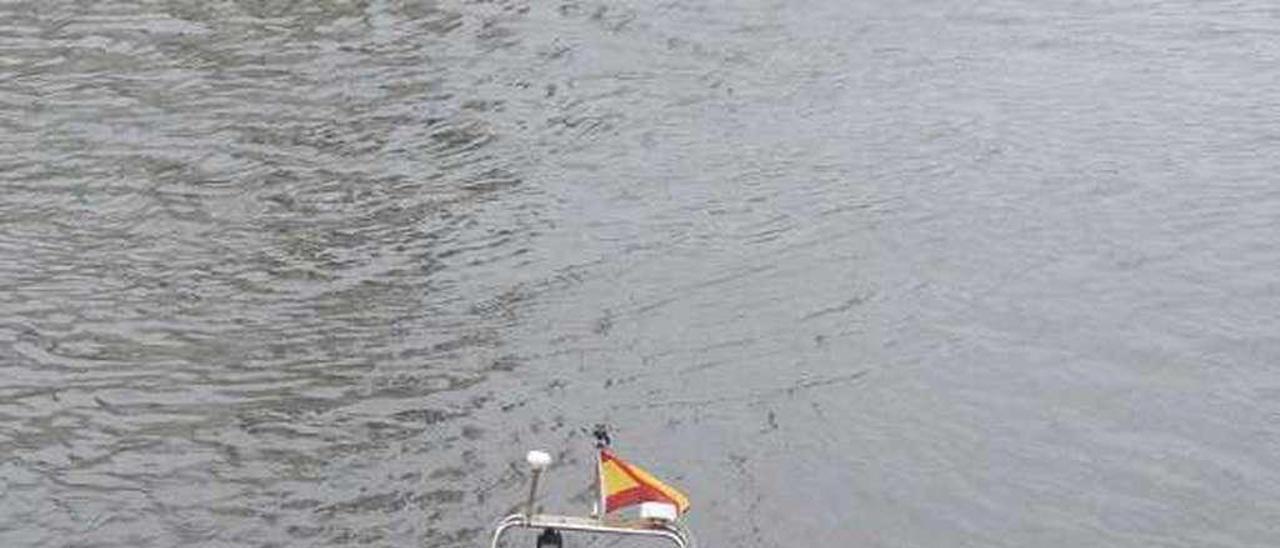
489,512,691,548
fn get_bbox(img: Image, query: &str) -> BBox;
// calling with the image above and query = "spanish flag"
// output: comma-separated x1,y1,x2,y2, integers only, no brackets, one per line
599,449,691,515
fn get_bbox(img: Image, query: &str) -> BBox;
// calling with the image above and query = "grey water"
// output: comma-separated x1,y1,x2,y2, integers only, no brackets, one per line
3,1,1280,546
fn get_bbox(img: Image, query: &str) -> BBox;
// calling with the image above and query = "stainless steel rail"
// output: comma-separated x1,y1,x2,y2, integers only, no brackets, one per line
489,513,691,548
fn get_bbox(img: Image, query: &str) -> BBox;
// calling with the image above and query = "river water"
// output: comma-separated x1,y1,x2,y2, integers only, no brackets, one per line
3,1,1279,546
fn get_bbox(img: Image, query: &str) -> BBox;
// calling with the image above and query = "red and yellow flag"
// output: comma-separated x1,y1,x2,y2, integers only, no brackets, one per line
599,449,690,515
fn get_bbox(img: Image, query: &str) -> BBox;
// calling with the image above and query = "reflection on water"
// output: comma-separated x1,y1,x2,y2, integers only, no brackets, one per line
3,1,1280,546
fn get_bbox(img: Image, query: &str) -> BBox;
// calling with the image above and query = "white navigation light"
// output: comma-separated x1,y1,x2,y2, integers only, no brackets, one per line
639,502,678,522
526,450,552,470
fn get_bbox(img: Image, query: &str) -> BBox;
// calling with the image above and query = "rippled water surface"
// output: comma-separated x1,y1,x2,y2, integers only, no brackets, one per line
3,1,1280,546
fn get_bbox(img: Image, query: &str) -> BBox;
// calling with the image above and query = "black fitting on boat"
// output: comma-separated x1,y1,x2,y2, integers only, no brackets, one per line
536,527,563,548
592,424,611,448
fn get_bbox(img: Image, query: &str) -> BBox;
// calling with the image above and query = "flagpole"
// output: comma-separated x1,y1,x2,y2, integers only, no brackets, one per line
592,424,610,519
596,447,605,519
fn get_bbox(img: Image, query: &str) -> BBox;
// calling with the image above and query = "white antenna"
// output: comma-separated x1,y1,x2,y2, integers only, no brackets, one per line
525,450,552,517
